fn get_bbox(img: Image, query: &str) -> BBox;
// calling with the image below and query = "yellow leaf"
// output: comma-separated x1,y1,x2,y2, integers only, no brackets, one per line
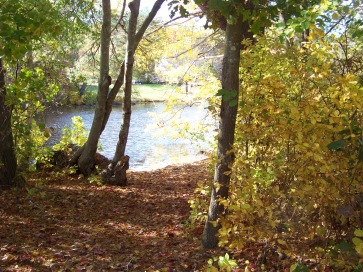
332,13,340,20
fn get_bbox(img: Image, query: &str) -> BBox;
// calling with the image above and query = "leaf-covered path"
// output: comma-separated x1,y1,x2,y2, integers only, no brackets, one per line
0,160,223,271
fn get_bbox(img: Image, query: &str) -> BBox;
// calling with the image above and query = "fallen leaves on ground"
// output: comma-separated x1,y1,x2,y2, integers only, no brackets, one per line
0,160,334,272
0,160,226,271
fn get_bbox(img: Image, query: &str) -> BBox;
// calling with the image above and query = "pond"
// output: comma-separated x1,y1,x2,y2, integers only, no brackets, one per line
44,103,214,171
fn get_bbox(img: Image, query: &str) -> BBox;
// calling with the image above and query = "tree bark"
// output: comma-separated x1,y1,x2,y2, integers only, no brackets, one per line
75,0,165,175
109,0,165,173
202,19,251,249
78,0,112,175
0,59,17,187
110,0,140,170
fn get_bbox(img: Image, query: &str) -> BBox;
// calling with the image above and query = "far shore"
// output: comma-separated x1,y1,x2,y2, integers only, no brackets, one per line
68,83,193,107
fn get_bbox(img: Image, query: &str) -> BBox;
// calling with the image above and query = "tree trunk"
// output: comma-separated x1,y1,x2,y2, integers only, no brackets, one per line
110,0,140,172
75,0,165,175
0,59,17,187
202,19,251,249
78,0,112,175
102,0,165,151
106,0,165,181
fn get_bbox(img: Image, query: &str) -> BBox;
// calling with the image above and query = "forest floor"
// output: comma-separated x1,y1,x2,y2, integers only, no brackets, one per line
0,159,331,272
0,160,235,272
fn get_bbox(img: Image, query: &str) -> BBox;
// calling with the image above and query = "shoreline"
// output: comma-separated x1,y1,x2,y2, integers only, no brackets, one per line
95,150,210,173
128,155,210,172
66,99,166,108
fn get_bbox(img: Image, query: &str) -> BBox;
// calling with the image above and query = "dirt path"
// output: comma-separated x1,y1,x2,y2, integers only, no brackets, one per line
0,160,225,271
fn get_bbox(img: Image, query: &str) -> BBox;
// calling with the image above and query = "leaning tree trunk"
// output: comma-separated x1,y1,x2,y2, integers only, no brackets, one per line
100,0,166,155
103,0,165,185
202,19,251,249
78,0,112,175
109,0,140,176
73,0,165,175
0,59,17,187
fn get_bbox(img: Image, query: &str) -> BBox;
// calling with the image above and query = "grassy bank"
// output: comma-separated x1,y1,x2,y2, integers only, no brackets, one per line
132,84,173,102
85,83,174,104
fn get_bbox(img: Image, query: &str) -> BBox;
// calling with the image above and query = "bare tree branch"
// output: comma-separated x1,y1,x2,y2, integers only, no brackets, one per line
111,0,127,34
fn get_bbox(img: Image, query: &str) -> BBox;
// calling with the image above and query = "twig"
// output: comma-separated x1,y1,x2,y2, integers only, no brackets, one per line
120,257,134,271
111,0,127,34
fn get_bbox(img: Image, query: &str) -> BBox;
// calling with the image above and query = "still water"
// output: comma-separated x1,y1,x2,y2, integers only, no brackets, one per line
45,103,213,171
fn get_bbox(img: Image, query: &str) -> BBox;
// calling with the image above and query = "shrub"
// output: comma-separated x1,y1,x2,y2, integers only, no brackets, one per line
192,29,363,269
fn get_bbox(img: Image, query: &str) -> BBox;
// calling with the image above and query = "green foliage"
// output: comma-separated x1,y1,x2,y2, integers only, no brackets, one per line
290,263,309,272
26,181,46,199
33,115,89,171
88,172,103,186
8,67,58,169
216,89,238,107
182,218,196,233
326,239,362,269
1,0,93,172
81,87,99,105
168,0,190,18
0,0,62,61
68,85,98,106
0,0,93,63
278,0,363,42
69,165,79,175
206,253,237,272
54,116,88,151
353,229,363,256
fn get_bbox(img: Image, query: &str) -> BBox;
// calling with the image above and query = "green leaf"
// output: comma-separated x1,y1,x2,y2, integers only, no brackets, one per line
275,22,285,29
336,240,354,252
279,33,287,43
332,13,340,20
228,99,238,107
295,25,304,33
301,21,311,30
216,89,226,96
343,6,350,13
284,28,294,37
327,139,345,151
179,5,189,17
358,149,363,162
354,229,363,237
290,262,309,272
352,237,363,255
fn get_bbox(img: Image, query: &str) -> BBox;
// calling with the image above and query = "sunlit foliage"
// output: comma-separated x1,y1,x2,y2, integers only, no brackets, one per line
0,0,93,170
192,25,363,268
232,30,362,267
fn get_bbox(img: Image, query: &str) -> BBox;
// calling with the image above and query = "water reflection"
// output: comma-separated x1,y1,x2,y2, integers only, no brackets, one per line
44,103,213,171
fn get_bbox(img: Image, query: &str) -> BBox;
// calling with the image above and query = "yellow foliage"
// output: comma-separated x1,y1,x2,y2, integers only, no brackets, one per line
223,32,363,257
190,29,363,268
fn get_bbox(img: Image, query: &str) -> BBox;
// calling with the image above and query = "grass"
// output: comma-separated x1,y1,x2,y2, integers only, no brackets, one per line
86,83,175,104
132,83,174,102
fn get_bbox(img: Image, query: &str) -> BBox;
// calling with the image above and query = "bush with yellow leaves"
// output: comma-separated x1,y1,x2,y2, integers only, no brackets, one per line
192,28,363,269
